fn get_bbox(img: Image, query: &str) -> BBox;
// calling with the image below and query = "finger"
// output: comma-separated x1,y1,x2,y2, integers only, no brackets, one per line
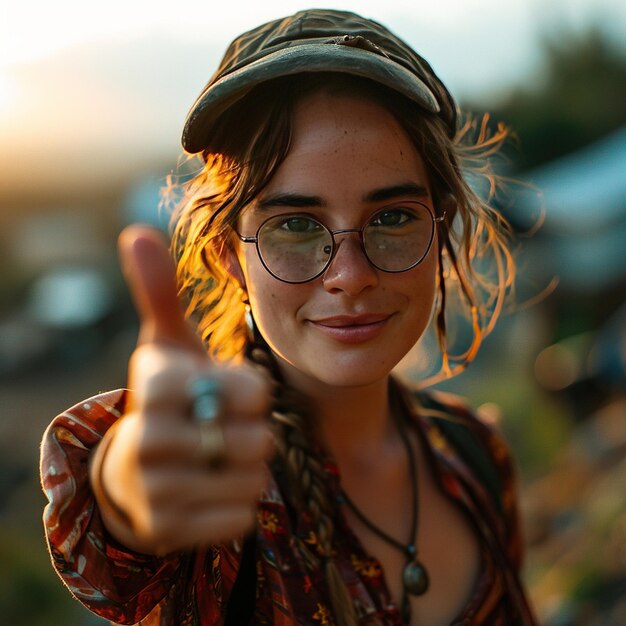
179,505,257,549
129,343,201,412
210,365,273,420
147,505,256,555
144,466,268,509
138,418,274,467
203,420,274,467
118,224,204,353
132,347,271,419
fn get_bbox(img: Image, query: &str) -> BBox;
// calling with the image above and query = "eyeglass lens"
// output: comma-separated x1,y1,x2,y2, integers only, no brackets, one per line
256,203,435,283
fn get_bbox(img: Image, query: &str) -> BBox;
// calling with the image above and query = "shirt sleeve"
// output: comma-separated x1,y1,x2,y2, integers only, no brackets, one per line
40,390,184,625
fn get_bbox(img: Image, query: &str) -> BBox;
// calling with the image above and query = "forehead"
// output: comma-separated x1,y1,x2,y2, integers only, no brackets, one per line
261,91,430,199
295,91,422,158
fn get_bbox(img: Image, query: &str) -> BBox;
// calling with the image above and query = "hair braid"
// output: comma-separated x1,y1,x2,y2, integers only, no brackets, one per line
246,343,357,626
167,73,518,625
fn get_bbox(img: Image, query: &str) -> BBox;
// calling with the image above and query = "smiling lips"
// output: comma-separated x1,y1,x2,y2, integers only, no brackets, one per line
309,314,392,343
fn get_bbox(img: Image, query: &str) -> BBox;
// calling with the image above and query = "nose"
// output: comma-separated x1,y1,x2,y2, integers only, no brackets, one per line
321,233,379,295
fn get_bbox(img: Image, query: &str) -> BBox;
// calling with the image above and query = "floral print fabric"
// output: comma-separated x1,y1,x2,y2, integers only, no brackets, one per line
40,383,537,625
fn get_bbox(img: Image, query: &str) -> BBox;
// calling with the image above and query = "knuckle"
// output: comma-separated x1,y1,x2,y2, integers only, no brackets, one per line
132,422,168,466
255,426,275,458
225,506,256,537
130,344,172,378
139,511,175,549
247,473,266,498
223,426,266,463
260,426,275,455
142,474,171,506
234,472,264,501
244,504,258,527
129,345,202,404
220,366,272,414
135,426,181,465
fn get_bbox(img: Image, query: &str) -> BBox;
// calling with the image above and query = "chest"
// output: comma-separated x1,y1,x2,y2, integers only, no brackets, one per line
340,447,483,626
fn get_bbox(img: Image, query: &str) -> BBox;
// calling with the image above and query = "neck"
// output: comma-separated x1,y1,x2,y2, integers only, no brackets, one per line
278,364,397,462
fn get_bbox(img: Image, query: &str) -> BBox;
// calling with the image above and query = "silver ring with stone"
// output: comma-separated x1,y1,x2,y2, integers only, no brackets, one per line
188,376,226,468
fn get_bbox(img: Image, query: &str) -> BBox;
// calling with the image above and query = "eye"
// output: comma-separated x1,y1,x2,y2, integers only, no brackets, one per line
278,216,322,233
370,208,416,227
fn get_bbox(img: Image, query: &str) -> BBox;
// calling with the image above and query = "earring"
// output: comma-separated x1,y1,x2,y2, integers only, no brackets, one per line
245,302,257,343
239,289,257,343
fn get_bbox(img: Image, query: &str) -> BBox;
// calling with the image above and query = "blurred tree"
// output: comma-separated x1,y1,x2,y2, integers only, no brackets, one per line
471,27,626,171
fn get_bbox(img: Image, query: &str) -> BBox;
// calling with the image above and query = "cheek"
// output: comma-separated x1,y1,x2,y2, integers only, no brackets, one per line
404,247,438,321
422,250,438,301
248,285,309,364
243,256,305,339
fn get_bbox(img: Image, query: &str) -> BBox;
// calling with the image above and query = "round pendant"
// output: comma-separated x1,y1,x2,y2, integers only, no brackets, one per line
403,559,429,596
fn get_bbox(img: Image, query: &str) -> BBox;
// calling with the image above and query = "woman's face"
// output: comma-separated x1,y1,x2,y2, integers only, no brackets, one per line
233,90,438,390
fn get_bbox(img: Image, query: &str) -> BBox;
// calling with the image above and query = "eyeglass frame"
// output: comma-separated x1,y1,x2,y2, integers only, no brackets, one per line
235,201,447,284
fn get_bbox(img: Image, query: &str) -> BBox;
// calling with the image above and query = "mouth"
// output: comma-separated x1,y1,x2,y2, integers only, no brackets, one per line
308,314,393,343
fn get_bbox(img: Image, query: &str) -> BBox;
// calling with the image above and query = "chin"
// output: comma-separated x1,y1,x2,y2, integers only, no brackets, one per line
279,350,402,391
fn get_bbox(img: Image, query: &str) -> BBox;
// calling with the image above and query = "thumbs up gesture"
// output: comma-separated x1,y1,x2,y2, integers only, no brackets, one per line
90,225,273,555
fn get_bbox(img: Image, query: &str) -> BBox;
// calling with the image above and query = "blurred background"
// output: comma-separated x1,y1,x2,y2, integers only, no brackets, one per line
1,1,625,624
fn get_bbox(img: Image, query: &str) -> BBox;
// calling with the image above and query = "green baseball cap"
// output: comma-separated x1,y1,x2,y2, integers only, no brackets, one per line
182,8,458,153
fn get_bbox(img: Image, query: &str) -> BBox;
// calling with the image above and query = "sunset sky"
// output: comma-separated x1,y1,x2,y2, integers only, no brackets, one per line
1,0,624,192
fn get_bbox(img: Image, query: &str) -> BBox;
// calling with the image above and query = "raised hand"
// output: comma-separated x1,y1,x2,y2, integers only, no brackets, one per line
90,225,273,555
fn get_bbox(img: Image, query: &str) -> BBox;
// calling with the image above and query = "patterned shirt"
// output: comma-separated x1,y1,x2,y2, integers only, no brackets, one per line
40,381,538,625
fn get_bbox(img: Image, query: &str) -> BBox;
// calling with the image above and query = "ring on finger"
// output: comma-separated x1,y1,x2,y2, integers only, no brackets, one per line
189,376,226,468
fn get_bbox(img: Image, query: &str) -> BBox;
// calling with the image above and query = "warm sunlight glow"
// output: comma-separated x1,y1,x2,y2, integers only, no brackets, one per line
0,0,623,192
0,0,478,68
0,73,15,112
2,0,623,69
2,4,126,67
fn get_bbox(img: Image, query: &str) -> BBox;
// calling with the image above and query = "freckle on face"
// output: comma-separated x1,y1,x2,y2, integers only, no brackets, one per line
236,91,438,389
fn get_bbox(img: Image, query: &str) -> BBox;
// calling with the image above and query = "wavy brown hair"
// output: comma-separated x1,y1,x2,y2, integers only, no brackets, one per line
163,73,514,626
166,74,513,377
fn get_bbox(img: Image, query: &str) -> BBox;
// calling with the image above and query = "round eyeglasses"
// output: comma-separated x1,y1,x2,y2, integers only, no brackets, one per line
237,202,445,284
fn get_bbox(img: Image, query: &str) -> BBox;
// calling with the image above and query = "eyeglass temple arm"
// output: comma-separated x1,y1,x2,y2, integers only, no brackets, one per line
237,234,258,243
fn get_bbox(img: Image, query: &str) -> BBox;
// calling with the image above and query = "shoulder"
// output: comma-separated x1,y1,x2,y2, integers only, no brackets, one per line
409,385,514,480
395,379,525,568
411,386,517,509
410,385,494,429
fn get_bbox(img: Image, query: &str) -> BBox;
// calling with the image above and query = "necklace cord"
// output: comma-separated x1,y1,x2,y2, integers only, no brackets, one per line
339,408,418,553
339,384,428,623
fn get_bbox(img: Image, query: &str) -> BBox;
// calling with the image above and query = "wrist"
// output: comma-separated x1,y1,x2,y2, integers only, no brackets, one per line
89,419,138,549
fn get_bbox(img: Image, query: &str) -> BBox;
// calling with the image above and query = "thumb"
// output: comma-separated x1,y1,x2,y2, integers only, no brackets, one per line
118,224,204,354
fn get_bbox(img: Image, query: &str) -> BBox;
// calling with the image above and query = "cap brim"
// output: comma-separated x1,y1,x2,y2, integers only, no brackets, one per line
182,43,440,154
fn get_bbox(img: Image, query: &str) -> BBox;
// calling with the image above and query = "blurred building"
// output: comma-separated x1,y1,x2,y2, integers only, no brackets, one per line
515,125,626,294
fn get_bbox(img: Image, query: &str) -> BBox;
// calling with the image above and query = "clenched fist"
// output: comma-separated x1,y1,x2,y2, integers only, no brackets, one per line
90,225,273,555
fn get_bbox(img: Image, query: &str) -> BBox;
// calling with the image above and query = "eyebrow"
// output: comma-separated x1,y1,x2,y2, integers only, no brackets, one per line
364,183,429,203
256,182,429,210
257,192,324,209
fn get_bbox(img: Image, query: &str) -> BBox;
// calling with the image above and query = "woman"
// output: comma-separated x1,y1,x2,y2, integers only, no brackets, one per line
41,9,538,626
